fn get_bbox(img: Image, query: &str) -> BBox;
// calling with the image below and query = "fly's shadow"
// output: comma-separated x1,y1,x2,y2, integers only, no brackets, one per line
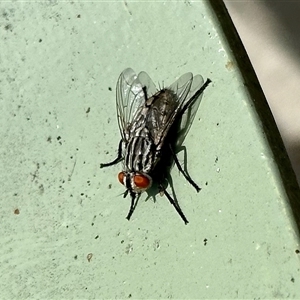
144,115,201,224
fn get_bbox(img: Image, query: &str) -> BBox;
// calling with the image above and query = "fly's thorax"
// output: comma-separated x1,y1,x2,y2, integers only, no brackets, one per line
118,171,152,192
124,134,156,174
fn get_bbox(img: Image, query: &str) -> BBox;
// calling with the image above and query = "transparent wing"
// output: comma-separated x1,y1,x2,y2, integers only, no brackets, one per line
116,68,146,141
137,71,157,98
169,72,194,104
147,73,206,150
175,74,204,147
148,73,194,148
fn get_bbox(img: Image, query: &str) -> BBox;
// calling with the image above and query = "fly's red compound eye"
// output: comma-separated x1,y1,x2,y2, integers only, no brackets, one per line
118,172,125,185
133,174,151,189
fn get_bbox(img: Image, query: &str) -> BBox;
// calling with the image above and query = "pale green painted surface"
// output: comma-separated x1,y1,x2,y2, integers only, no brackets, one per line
1,1,300,299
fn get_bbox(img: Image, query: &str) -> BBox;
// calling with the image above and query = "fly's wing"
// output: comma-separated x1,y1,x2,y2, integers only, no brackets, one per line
137,71,157,99
149,73,194,149
168,72,194,103
175,74,204,147
116,68,146,141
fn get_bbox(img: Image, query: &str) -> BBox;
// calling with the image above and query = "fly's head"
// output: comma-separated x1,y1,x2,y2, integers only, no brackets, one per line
118,170,153,221
118,171,152,194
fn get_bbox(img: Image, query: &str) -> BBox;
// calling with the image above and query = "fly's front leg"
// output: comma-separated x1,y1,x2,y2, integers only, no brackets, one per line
126,192,141,221
169,144,201,192
100,139,123,168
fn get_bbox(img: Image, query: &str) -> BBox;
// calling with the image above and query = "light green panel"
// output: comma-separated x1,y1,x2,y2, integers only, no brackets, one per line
1,1,300,298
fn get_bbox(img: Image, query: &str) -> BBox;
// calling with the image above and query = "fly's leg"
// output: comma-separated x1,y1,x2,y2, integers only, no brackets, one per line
159,183,189,225
169,144,201,192
143,86,148,101
126,192,140,221
100,140,123,168
180,78,212,115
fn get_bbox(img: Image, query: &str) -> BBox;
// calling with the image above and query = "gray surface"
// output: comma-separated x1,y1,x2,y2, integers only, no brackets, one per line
1,1,300,298
224,1,300,184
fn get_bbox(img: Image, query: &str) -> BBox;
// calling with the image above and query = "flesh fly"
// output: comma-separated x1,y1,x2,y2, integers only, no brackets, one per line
100,68,211,224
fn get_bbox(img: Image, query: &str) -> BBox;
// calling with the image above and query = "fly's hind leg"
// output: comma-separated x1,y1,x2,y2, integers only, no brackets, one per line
169,144,201,192
100,140,123,168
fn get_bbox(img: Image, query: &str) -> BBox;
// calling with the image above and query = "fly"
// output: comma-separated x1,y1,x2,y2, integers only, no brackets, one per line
100,68,211,224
